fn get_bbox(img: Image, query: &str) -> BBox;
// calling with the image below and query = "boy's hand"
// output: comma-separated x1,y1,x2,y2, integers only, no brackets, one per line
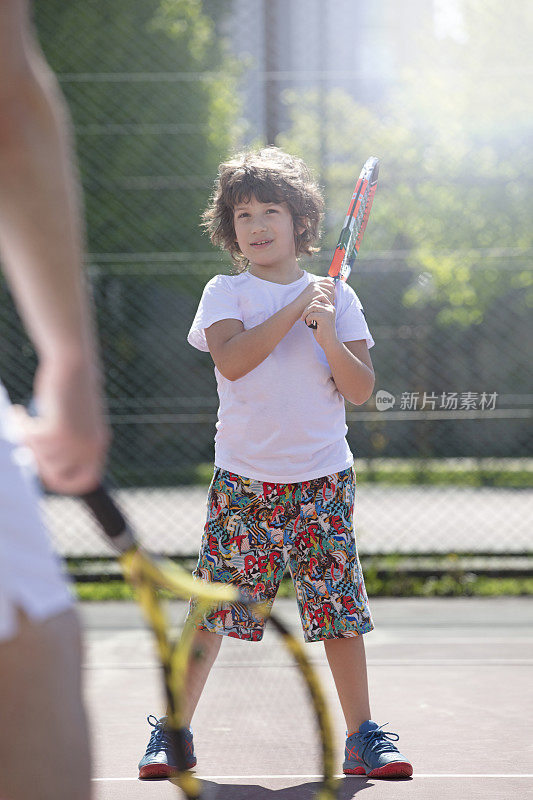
297,277,335,313
300,278,337,346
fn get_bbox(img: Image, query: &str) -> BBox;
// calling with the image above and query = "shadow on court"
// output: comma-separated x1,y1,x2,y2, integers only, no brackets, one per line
197,778,377,798
84,596,533,800
136,777,379,798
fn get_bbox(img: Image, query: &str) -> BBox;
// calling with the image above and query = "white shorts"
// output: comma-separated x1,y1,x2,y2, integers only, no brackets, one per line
0,383,73,642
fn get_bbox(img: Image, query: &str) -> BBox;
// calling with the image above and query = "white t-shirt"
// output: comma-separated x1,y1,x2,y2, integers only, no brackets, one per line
188,269,374,483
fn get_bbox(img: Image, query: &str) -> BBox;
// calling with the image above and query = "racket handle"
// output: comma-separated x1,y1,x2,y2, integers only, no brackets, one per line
306,274,341,331
80,484,136,553
25,404,136,553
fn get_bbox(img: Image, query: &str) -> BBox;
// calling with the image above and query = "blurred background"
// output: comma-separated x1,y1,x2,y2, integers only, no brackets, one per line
0,0,531,587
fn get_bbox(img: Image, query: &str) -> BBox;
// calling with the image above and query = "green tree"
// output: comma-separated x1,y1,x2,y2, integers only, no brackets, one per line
13,1,243,485
34,0,240,254
279,0,532,328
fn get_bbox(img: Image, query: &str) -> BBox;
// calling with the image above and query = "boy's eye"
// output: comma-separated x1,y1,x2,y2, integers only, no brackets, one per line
235,206,279,219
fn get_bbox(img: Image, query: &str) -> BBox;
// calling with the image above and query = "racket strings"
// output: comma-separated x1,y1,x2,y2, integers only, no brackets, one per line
120,549,338,799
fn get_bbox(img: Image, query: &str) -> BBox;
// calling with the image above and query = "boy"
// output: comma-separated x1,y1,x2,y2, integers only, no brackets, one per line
139,147,412,780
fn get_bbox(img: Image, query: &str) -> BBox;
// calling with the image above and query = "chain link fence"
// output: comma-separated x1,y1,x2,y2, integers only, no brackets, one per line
1,0,531,558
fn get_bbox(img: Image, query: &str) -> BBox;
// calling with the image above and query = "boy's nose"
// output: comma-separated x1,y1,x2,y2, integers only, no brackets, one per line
251,217,267,233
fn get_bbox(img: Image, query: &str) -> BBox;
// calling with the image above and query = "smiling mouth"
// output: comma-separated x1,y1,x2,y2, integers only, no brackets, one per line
250,239,273,247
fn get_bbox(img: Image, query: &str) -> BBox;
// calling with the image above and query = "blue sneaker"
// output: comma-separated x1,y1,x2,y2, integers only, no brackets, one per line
138,715,196,778
343,720,412,778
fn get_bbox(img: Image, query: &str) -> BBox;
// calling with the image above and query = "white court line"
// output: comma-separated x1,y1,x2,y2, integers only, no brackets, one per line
92,773,533,782
83,658,533,669
367,638,533,644
366,659,533,665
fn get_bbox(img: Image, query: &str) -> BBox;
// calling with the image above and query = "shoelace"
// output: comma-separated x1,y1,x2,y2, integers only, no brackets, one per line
144,715,171,755
359,723,400,755
143,715,194,759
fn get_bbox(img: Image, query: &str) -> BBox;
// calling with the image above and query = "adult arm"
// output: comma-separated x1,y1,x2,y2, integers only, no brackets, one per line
0,0,109,493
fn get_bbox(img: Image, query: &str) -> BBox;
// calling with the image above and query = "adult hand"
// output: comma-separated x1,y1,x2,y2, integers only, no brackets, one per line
12,356,110,494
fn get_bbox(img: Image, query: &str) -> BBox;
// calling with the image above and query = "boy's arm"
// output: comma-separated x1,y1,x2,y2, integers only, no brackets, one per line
205,302,302,381
205,279,334,381
301,293,374,405
321,339,375,406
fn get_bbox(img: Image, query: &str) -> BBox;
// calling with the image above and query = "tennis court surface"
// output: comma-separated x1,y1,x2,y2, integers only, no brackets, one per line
83,596,533,800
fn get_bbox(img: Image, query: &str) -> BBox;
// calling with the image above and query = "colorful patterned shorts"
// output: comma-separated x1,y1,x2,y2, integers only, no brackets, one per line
191,467,373,643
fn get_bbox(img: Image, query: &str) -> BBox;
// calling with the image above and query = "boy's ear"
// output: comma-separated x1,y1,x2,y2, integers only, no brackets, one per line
295,217,307,236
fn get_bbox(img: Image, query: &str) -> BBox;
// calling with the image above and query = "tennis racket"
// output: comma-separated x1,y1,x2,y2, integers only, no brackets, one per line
81,484,339,800
308,156,379,328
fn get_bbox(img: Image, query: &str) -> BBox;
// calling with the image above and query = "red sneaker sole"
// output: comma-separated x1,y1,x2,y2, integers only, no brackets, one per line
369,762,413,778
344,761,413,779
139,764,174,779
139,760,197,779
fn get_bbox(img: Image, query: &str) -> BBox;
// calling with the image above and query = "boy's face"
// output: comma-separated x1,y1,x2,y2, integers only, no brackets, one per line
233,196,300,272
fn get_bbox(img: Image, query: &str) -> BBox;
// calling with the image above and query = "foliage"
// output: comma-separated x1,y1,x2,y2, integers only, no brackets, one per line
73,572,533,601
279,0,532,328
116,459,532,488
22,2,242,481
33,0,240,254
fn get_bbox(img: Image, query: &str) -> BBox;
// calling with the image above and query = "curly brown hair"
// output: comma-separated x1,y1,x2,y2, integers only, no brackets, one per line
201,147,324,269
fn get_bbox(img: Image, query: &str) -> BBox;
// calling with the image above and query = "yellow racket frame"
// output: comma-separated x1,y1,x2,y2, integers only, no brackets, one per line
120,547,338,800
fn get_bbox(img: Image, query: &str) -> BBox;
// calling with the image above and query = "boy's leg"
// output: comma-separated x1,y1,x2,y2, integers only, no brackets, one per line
139,630,221,778
139,468,291,776
295,470,412,777
0,607,91,800
324,633,413,779
293,469,371,736
323,634,371,734
184,629,223,725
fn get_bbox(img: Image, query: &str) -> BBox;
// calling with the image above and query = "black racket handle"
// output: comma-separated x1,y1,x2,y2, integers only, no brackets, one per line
80,484,137,553
26,402,134,552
